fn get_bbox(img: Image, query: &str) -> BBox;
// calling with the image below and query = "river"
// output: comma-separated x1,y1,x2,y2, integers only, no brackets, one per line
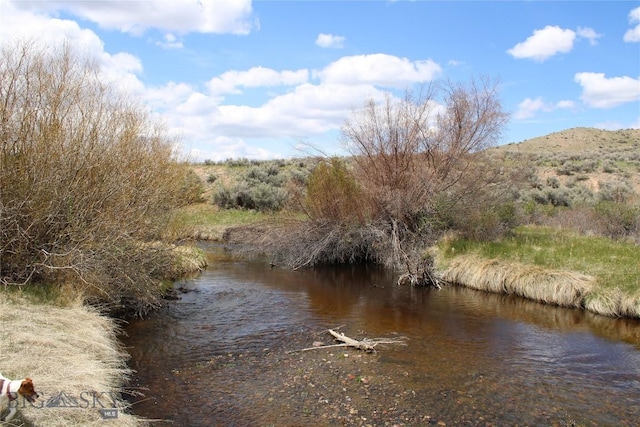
122,244,640,426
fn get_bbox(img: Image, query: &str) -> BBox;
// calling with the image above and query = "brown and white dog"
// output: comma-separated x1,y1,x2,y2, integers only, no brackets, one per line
0,373,39,422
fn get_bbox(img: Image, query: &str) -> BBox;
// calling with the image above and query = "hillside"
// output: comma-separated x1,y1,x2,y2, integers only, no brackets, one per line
496,127,640,154
191,127,640,208
491,127,640,197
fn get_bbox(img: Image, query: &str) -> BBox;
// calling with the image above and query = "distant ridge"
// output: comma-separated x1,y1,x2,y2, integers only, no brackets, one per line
496,127,640,154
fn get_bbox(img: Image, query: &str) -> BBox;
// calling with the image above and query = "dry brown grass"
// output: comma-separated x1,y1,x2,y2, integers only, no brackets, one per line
0,295,146,427
440,254,595,308
497,127,639,154
583,288,640,318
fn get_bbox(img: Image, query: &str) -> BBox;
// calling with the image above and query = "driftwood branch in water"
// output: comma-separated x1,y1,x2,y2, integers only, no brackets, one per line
328,329,376,352
289,329,407,354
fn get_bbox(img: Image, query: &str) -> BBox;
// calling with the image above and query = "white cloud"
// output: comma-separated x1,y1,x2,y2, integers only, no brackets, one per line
507,25,576,62
156,33,184,49
315,54,441,87
555,100,576,110
507,25,602,61
594,118,640,131
513,97,576,119
201,83,387,139
514,98,546,119
574,72,640,108
207,67,309,96
0,1,102,50
8,0,256,36
98,51,145,93
0,1,145,94
145,82,198,105
315,33,345,49
576,26,601,45
186,136,280,162
624,6,640,42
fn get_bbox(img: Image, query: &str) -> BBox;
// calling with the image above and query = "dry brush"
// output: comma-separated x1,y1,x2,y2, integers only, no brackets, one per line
0,39,199,315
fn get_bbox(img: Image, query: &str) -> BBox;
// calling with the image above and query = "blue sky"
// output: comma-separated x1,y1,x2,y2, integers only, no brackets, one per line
1,1,639,162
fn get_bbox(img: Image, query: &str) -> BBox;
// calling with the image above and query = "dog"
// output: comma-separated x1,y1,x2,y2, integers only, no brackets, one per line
0,373,39,422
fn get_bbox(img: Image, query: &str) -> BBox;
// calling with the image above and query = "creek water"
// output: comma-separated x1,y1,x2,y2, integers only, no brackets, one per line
122,244,640,426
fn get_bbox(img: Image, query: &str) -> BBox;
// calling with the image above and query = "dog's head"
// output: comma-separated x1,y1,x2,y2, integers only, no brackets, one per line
18,378,39,403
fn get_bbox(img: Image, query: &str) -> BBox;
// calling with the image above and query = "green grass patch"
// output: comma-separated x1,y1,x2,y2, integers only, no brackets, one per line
165,203,289,240
1,282,81,307
439,225,639,294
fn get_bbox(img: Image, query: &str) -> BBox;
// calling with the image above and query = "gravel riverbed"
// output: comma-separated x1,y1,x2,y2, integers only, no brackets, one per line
129,328,591,427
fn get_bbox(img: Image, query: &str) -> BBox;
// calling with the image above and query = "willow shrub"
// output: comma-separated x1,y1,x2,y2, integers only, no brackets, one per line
304,157,369,224
0,40,198,316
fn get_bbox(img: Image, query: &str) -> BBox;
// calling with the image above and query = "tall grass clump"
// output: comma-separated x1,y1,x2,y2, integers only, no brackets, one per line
0,294,145,426
0,40,197,316
440,254,594,308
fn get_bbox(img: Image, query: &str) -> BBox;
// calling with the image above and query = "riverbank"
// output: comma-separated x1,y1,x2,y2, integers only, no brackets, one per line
0,293,146,427
168,202,640,318
0,243,206,426
435,225,640,318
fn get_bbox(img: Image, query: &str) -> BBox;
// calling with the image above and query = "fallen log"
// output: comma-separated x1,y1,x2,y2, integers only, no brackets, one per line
289,329,407,353
328,329,376,352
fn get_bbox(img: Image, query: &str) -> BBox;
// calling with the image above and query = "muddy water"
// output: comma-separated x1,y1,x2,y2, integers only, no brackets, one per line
122,245,640,426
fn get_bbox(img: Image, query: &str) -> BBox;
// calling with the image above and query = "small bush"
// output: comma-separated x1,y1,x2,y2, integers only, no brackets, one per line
546,188,572,207
556,161,578,176
180,169,205,203
213,181,288,212
227,157,251,167
546,176,560,189
598,181,635,203
602,160,618,173
457,202,520,241
250,183,288,212
245,164,285,186
304,157,369,224
581,159,599,173
594,201,640,240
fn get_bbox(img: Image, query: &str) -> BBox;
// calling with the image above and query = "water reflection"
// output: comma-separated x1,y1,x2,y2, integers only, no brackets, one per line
123,245,640,426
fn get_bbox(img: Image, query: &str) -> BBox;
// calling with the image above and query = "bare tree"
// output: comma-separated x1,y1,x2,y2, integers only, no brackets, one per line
339,77,510,278
342,77,509,229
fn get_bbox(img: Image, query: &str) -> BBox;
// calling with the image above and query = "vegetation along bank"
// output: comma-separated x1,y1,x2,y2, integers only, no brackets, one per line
1,37,638,425
184,125,639,319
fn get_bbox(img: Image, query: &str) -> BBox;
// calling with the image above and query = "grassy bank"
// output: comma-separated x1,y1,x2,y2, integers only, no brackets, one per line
164,203,278,241
435,225,640,318
0,292,146,427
